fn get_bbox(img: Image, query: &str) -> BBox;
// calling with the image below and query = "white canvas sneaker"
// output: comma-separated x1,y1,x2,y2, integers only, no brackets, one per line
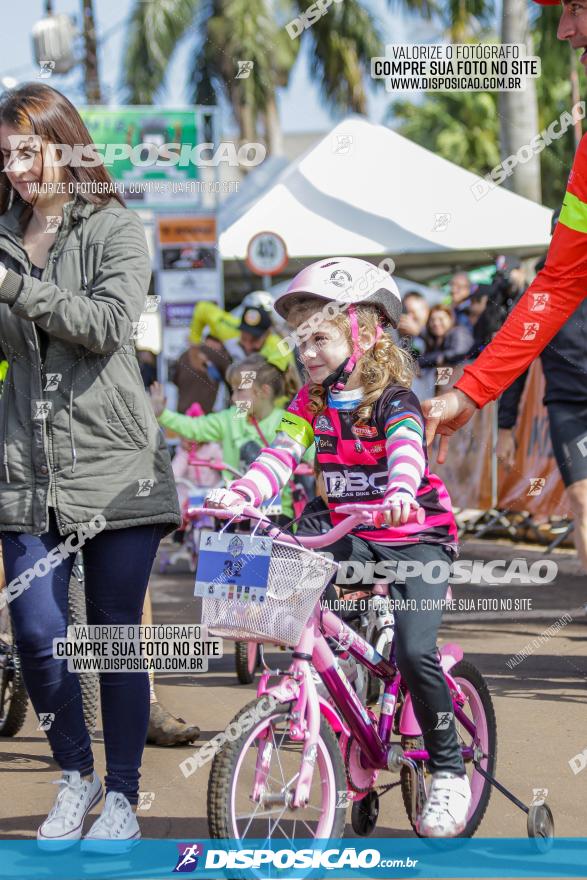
417,771,472,838
37,770,102,849
82,791,141,852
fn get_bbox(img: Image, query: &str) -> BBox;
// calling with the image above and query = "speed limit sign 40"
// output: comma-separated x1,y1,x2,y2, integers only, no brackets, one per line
246,231,288,276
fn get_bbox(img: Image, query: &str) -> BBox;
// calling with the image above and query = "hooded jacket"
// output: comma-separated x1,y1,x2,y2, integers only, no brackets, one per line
0,195,181,536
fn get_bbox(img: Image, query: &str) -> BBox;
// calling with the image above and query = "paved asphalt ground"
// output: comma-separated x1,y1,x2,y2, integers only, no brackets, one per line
1,537,585,856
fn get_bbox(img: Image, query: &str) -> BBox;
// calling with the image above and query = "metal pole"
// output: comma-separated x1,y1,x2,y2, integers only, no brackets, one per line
491,401,498,510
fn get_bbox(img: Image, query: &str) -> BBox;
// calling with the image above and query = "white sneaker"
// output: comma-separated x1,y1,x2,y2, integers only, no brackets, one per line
37,770,102,849
82,791,141,852
417,772,472,838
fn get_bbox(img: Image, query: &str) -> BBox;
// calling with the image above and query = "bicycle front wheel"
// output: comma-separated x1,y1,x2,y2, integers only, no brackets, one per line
208,696,347,840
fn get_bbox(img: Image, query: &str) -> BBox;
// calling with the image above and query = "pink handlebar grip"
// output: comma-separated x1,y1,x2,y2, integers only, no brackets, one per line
373,507,426,528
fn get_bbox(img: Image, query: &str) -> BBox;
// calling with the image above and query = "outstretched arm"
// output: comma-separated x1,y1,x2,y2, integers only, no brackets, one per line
423,133,587,458
456,134,587,407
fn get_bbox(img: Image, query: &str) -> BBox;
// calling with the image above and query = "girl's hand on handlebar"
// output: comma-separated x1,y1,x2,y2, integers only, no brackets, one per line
149,381,167,419
379,493,421,526
204,487,248,515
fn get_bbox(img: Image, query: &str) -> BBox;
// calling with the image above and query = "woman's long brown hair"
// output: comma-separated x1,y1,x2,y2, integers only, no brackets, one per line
0,83,125,222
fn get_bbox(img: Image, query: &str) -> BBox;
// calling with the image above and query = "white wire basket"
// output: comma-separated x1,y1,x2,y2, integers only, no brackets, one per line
201,541,338,648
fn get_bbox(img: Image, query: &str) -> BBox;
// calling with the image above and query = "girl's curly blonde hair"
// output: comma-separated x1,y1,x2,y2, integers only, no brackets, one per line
287,297,415,423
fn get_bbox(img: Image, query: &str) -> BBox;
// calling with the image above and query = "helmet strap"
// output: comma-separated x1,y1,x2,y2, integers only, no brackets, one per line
320,305,383,392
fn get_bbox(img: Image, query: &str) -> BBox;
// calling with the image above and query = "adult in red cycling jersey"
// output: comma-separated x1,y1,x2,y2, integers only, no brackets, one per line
424,0,587,461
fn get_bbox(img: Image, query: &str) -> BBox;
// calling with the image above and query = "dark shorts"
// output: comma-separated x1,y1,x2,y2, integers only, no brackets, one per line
546,402,587,488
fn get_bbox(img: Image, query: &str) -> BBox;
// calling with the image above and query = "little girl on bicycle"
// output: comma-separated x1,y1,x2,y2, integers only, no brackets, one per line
205,258,471,837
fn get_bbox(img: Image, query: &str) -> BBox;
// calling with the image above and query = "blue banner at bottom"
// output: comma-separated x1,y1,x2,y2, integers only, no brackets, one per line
0,838,586,880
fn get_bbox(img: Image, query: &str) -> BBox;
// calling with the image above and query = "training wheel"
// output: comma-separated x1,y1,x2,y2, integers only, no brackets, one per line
351,789,379,836
527,803,554,849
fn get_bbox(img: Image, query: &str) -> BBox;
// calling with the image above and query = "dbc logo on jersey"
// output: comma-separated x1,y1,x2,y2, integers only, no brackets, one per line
324,470,387,497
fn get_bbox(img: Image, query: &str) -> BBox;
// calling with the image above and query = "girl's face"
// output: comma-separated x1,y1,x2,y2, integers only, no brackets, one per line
428,309,452,339
295,318,351,385
0,123,64,205
230,378,272,418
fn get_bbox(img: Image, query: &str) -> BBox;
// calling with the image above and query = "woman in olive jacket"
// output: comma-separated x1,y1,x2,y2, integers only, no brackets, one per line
0,83,181,849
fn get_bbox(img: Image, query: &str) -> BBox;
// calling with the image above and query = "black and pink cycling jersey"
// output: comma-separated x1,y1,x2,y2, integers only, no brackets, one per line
231,382,458,555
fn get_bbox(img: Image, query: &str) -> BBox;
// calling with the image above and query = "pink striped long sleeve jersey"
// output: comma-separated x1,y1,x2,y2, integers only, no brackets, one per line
230,382,459,555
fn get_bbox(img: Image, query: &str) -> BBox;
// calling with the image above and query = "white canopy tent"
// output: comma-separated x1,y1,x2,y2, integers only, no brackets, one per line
220,116,552,285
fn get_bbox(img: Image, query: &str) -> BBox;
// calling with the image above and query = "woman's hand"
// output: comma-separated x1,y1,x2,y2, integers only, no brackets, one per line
149,381,167,418
380,493,420,526
496,428,516,469
422,388,479,464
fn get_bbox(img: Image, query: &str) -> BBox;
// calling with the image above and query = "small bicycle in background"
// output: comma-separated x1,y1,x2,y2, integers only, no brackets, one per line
160,459,243,575
192,501,554,843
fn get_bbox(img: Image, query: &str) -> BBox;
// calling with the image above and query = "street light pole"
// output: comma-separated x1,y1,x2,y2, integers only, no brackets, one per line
82,0,102,104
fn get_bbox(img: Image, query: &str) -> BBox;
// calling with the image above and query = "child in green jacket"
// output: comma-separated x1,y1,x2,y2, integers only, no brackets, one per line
149,355,314,520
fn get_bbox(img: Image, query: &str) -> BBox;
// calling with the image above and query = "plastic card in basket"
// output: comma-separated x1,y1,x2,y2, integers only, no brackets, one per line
260,493,282,516
194,529,272,602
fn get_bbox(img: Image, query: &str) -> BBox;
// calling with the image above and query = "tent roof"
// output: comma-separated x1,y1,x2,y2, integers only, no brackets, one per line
219,116,552,282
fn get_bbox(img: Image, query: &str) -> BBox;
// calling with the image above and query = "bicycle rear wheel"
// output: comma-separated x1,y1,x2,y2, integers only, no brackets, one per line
0,603,28,737
208,697,347,840
401,659,496,837
234,642,260,684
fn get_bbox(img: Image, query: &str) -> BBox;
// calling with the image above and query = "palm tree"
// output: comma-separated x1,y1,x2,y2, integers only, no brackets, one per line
391,0,495,41
498,0,540,201
534,4,580,208
389,2,580,206
81,0,102,104
388,89,501,177
122,0,382,154
41,0,102,103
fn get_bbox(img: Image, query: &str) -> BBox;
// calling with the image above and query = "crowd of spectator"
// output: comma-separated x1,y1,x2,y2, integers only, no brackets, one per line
394,256,528,391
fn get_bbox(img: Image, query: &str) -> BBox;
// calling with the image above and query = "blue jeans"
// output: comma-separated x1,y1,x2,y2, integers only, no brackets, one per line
1,510,164,804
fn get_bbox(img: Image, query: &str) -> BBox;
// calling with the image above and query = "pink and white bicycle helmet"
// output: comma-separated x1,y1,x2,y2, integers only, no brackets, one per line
275,257,402,392
274,257,402,329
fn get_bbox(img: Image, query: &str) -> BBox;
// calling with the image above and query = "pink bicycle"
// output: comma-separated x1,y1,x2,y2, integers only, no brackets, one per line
194,502,553,842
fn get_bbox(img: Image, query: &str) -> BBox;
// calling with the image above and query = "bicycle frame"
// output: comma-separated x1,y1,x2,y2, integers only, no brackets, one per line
254,600,476,809
194,502,479,813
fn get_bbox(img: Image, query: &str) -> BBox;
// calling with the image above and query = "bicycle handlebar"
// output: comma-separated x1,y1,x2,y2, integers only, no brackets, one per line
188,502,424,551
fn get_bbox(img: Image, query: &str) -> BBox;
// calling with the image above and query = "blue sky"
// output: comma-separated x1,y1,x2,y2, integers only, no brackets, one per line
2,0,445,133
